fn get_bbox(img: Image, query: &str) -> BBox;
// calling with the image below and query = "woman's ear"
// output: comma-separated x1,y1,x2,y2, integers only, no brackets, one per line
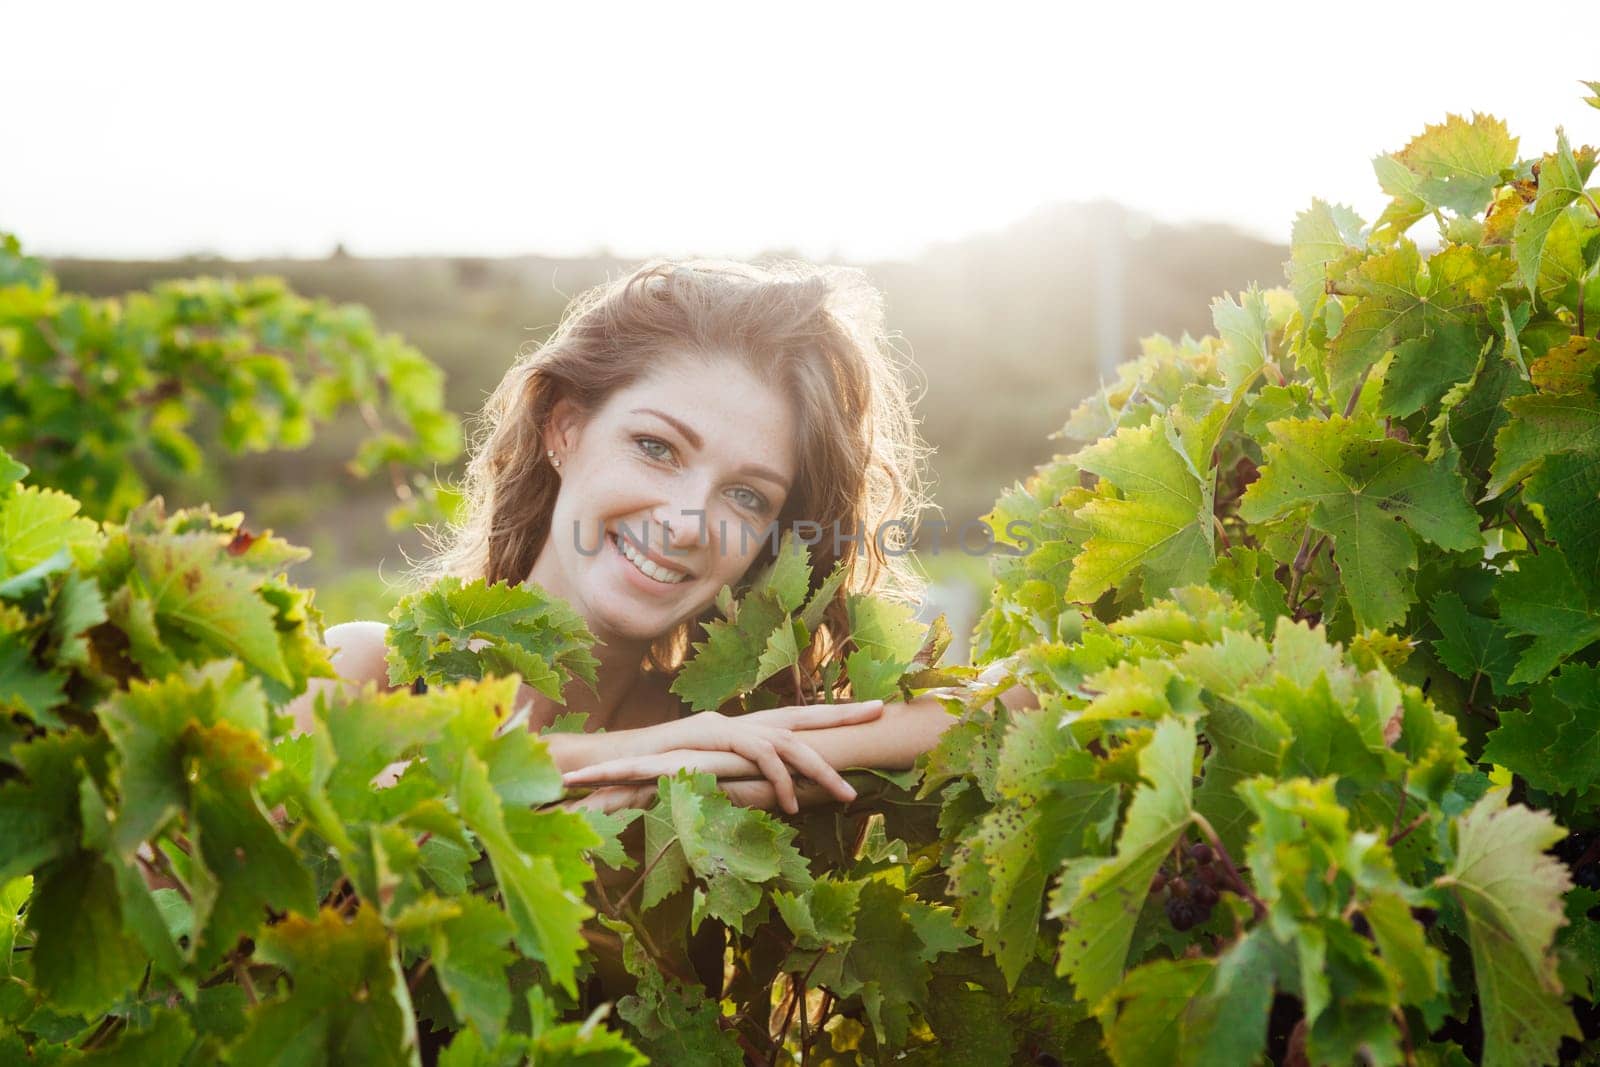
545,396,584,457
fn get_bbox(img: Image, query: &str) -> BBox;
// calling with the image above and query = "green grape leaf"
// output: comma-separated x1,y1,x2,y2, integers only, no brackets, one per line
1481,664,1600,795
1495,548,1600,685
1211,286,1271,395
607,915,744,1066
1097,927,1279,1067
231,907,415,1066
640,772,808,933
1239,416,1481,630
844,594,927,670
396,894,514,1046
1066,419,1214,604
670,592,787,712
1438,788,1578,1067
1324,242,1502,407
1286,199,1367,322
954,710,1116,989
456,750,590,996
1429,592,1527,699
1051,716,1196,1005
1484,389,1600,502
387,576,599,700
750,528,813,614
0,485,100,580
1373,113,1519,232
130,532,293,686
27,850,148,1017
1514,128,1600,295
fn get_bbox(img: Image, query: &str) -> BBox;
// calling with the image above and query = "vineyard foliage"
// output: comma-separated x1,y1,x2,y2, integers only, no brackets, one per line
0,235,461,528
2,87,1600,1065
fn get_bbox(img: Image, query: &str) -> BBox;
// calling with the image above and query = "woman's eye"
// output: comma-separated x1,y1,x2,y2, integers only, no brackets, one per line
730,487,769,513
635,436,674,462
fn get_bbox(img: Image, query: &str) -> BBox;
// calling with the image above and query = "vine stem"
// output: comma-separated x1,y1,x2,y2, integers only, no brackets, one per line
1388,810,1429,849
770,978,800,1067
612,838,677,914
407,959,433,996
1285,531,1327,617
774,948,828,1064
233,956,259,1006
1583,190,1600,225
1388,774,1409,845
1189,811,1267,922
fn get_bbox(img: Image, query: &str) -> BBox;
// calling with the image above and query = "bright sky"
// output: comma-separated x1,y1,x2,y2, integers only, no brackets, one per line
6,1,1597,262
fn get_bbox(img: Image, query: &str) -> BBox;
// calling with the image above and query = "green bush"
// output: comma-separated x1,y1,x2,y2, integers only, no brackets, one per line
3,83,1600,1066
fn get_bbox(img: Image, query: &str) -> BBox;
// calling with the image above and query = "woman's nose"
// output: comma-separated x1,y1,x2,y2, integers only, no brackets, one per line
653,506,705,552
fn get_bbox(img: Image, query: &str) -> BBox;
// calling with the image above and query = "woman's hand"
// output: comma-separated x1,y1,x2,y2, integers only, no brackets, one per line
560,782,659,815
560,699,885,814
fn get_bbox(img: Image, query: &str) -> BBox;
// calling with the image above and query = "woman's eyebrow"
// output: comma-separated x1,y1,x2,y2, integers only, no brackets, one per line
631,407,791,491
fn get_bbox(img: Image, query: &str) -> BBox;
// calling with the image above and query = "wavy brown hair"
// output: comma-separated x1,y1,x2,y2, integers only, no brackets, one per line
412,257,934,702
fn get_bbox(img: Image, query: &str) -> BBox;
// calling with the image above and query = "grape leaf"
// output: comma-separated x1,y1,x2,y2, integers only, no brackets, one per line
1373,113,1519,233
1481,664,1600,795
395,894,514,1046
954,711,1117,989
130,532,293,687
1097,927,1279,1067
0,485,100,580
1066,419,1214,605
1211,286,1272,395
1513,128,1599,295
1438,788,1578,1067
1429,592,1527,700
232,907,415,1066
456,750,590,996
1239,416,1481,630
1051,716,1195,1005
1495,548,1600,685
1286,199,1367,322
386,576,599,701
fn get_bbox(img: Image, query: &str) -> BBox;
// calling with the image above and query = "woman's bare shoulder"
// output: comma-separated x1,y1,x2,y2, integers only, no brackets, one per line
323,620,396,690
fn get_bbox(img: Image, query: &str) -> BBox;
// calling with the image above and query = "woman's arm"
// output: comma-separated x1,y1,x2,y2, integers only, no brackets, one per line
281,620,398,736
566,671,1049,812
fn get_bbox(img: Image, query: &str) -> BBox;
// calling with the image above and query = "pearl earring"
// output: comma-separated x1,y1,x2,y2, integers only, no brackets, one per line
546,449,562,468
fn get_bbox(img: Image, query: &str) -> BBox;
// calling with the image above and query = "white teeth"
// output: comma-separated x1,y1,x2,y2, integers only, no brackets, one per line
612,532,688,584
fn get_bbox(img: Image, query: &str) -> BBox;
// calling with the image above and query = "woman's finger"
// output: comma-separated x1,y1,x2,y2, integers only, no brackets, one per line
730,735,798,814
559,784,653,814
743,699,885,731
762,729,857,804
565,750,750,785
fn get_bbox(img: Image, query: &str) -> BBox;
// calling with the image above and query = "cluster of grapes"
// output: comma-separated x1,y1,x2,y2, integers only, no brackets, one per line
1152,842,1224,931
1555,829,1600,889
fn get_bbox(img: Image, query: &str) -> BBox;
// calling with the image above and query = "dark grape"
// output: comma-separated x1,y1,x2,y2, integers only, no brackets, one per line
1189,843,1214,866
1151,870,1168,893
1193,883,1219,909
1195,864,1224,888
1166,895,1203,931
1411,906,1439,931
1351,911,1373,940
1578,865,1600,890
1168,876,1190,898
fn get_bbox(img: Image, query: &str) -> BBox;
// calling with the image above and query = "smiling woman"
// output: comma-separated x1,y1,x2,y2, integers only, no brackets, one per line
283,259,996,818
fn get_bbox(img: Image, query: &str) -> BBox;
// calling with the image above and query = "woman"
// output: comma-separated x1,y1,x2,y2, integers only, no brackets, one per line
286,258,1013,816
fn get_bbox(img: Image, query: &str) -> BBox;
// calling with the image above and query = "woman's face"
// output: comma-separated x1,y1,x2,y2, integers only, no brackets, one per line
532,355,799,646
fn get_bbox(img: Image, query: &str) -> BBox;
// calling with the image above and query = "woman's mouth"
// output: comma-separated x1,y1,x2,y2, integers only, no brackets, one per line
607,530,692,586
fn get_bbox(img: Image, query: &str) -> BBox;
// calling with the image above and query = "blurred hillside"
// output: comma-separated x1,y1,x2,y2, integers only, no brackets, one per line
49,202,1287,639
